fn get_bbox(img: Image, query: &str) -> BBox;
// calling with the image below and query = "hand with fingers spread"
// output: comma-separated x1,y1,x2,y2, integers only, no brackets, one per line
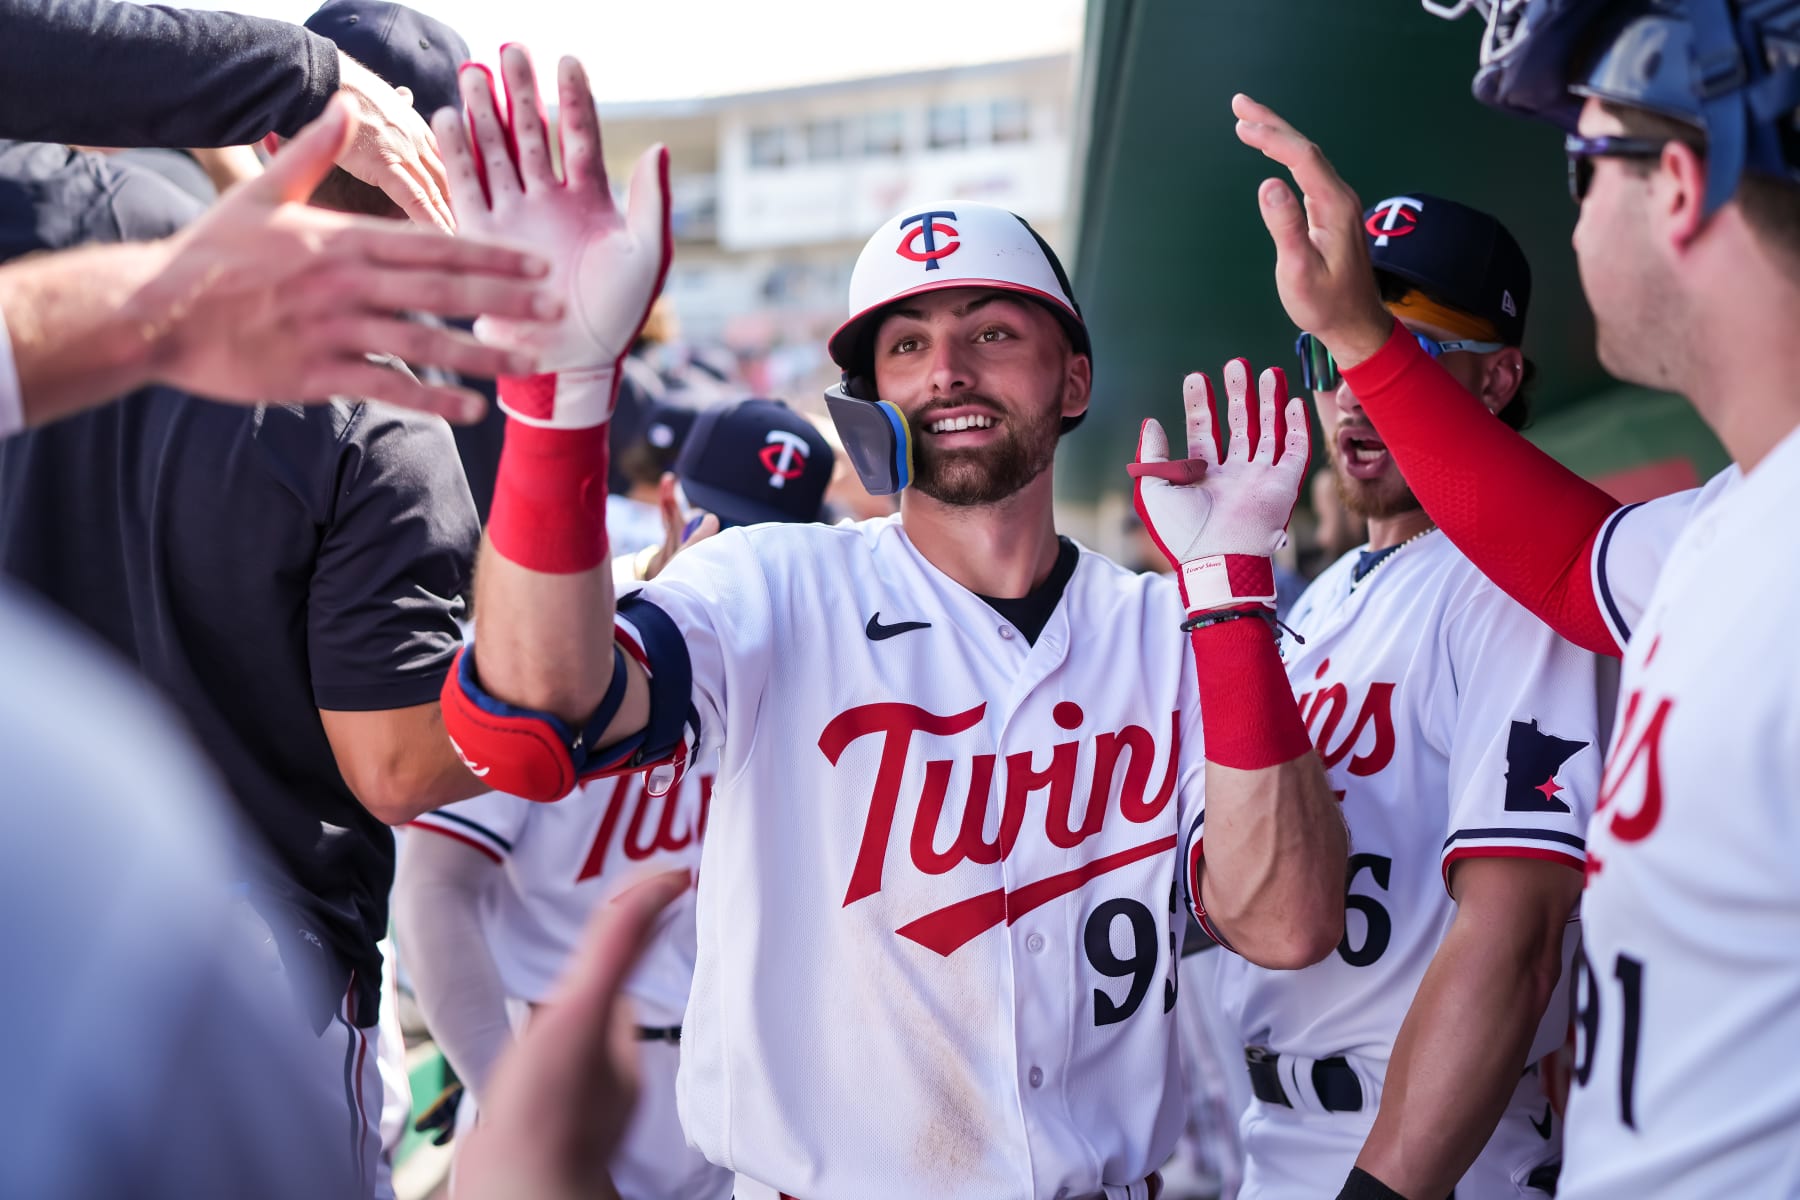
434,45,672,430
4,93,558,430
1231,93,1395,372
1131,359,1310,616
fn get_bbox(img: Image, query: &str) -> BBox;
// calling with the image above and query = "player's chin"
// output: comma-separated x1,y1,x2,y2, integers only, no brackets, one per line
1332,461,1416,520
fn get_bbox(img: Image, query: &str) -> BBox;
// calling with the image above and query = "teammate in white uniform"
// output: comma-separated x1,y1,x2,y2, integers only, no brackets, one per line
398,399,833,1200
1234,2,1800,1194
433,46,1348,1199
1225,194,1600,1200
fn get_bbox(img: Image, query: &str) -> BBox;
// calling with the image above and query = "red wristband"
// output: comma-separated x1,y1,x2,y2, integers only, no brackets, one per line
486,405,611,574
1189,616,1311,771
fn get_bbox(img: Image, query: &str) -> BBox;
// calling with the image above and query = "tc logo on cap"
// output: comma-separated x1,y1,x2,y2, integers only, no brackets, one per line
896,210,960,271
759,430,810,489
1365,196,1424,246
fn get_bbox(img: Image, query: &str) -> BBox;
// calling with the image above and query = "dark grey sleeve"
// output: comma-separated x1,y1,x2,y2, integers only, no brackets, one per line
0,0,340,147
308,403,479,712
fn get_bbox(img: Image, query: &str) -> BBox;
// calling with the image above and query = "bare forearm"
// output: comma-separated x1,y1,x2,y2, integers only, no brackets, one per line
1,240,171,427
1199,755,1346,968
472,540,629,722
1356,908,1565,1197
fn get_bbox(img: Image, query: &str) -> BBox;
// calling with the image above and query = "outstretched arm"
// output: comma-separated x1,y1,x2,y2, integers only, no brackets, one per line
1135,361,1347,968
0,96,551,433
434,47,673,796
1232,94,1625,656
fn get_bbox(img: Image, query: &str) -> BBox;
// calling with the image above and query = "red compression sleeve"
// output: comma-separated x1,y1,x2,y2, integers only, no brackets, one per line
1341,324,1624,656
485,378,610,575
1190,617,1312,770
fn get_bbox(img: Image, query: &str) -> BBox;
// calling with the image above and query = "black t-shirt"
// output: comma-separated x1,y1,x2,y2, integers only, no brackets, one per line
0,144,478,1025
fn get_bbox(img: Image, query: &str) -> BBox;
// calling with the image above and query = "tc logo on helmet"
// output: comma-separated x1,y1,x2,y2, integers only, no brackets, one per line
896,210,960,270
1365,196,1424,247
760,430,810,489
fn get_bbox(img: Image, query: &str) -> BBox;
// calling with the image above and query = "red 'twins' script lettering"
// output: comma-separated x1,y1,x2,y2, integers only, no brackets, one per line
1590,689,1673,871
817,700,1181,955
575,772,713,883
1293,659,1398,778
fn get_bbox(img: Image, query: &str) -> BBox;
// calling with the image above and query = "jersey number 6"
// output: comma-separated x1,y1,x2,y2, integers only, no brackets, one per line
1338,853,1393,968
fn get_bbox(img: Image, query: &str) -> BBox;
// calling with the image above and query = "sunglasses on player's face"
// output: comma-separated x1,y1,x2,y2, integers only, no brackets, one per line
1294,330,1507,393
1565,133,1673,203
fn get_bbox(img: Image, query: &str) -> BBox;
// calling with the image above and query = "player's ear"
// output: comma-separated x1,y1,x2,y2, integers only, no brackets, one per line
1060,353,1092,423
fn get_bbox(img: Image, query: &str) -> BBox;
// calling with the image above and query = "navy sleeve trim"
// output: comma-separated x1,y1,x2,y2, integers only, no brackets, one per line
427,810,513,853
1442,827,1587,851
1594,501,1646,647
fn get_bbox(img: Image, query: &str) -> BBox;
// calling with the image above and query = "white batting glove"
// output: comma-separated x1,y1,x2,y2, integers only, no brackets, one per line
1131,359,1310,616
434,45,671,429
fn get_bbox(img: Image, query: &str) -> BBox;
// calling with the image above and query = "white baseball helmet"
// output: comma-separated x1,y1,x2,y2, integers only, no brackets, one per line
826,201,1092,387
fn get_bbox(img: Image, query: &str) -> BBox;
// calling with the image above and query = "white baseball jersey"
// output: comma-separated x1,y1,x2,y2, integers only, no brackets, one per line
1588,466,1736,652
409,766,711,1015
1214,530,1600,1198
616,516,1204,1199
1560,429,1800,1198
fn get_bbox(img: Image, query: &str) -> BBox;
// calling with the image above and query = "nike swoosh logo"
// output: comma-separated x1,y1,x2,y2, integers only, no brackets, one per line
1529,1103,1553,1140
866,613,932,641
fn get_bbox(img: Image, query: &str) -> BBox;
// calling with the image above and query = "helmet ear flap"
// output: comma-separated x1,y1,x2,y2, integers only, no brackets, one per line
823,377,913,497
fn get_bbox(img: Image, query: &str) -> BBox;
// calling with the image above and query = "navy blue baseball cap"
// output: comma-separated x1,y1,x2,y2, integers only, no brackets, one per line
1361,193,1532,346
303,1,469,121
676,399,832,528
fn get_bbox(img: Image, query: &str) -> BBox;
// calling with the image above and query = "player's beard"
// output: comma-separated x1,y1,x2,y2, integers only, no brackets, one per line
1331,455,1423,521
911,389,1063,507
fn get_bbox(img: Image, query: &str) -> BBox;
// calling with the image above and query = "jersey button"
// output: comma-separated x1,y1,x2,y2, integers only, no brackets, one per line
1027,1066,1043,1088
1025,933,1045,953
998,624,1015,640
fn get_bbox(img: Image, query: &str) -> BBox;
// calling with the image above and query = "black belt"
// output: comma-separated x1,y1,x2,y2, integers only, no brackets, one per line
1245,1046,1365,1113
636,1025,682,1043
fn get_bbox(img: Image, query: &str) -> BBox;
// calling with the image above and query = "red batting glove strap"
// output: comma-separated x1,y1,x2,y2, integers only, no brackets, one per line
486,394,611,574
1189,615,1312,771
1341,323,1621,655
1179,553,1276,614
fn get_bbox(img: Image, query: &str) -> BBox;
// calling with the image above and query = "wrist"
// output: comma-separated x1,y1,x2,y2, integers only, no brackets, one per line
487,418,613,574
1336,1166,1409,1200
497,365,621,430
1178,552,1276,616
1320,311,1401,374
1189,614,1311,770
104,239,183,391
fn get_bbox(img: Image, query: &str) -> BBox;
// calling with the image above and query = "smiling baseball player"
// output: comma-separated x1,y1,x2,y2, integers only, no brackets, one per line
431,45,1346,1200
1224,194,1601,1200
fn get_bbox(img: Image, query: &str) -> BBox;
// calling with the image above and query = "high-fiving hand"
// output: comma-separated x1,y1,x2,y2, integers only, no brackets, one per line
1131,360,1309,617
433,45,671,429
1231,93,1395,372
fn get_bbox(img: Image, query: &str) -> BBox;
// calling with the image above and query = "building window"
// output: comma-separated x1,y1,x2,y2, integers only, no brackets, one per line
862,110,905,156
927,104,968,150
748,126,788,168
991,98,1031,144
805,118,846,162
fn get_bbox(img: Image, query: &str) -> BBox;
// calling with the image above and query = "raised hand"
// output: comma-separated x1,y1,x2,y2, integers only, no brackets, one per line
434,45,672,429
1130,359,1309,616
1231,94,1394,371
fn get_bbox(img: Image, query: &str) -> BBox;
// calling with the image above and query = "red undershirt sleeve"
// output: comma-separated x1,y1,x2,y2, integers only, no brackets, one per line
1339,322,1624,656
